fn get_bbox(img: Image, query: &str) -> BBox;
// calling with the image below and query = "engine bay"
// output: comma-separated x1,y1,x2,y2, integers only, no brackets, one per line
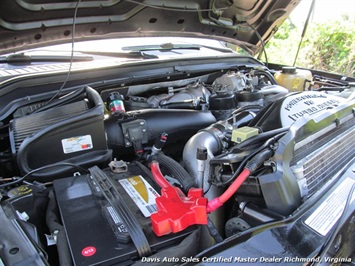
0,63,354,265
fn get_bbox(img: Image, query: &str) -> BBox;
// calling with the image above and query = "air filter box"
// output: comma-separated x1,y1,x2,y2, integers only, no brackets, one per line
53,163,196,265
9,87,111,179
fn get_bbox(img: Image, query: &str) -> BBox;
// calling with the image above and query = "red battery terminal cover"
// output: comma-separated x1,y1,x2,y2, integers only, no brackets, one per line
150,161,208,236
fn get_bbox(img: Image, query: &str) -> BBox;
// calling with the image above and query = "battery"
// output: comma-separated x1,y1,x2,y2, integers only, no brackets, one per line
53,163,195,266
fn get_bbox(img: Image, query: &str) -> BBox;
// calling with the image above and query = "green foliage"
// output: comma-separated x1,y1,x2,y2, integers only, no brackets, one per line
273,19,296,40
259,18,300,66
261,16,355,77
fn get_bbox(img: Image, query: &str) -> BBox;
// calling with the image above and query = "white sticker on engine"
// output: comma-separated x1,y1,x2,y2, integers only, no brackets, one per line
119,175,160,217
280,92,345,126
305,177,355,236
61,135,93,154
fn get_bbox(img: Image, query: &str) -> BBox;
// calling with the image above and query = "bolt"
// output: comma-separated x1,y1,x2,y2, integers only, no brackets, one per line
239,201,246,210
140,121,145,126
333,235,342,252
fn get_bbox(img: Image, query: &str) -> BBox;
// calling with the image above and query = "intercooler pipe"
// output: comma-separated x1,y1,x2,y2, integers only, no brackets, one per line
155,153,197,193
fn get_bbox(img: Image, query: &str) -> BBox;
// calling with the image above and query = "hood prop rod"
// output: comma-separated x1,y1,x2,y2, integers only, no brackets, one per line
293,0,316,66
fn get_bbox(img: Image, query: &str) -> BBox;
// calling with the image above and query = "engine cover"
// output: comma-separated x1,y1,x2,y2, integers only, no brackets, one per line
249,91,347,131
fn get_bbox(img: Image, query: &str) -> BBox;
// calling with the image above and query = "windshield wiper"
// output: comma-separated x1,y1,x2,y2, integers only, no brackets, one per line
78,51,158,59
0,53,94,65
122,42,234,54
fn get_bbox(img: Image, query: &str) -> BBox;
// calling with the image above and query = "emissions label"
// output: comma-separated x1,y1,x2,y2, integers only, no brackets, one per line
280,92,345,126
61,135,93,154
305,177,355,236
119,175,159,217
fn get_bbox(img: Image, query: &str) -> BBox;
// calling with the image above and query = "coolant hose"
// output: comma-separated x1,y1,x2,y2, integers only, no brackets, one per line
155,153,197,193
207,169,251,213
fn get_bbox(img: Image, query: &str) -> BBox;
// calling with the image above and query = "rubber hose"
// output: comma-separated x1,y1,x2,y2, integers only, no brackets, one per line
156,153,197,193
245,148,274,173
254,70,277,85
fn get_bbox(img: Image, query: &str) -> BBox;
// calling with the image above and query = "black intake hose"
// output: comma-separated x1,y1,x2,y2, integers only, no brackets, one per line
105,109,216,149
155,153,196,193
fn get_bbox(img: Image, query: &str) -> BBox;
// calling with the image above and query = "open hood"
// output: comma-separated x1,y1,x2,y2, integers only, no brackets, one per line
0,0,300,55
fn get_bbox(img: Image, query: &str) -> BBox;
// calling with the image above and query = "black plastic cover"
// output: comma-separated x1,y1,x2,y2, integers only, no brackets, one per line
9,86,111,179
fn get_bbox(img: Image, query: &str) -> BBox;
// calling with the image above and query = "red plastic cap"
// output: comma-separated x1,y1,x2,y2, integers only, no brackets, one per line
150,186,208,236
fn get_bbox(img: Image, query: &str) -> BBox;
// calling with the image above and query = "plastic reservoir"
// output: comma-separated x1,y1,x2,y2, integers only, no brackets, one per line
274,67,312,91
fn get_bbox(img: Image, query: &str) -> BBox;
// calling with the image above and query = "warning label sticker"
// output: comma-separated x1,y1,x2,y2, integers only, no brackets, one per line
61,135,93,154
119,176,160,217
305,177,355,236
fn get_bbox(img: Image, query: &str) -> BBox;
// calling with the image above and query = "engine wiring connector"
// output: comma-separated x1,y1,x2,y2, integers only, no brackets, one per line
231,126,259,143
150,161,208,236
151,132,168,155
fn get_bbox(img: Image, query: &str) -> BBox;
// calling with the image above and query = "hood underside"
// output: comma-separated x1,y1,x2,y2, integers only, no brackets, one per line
0,0,300,55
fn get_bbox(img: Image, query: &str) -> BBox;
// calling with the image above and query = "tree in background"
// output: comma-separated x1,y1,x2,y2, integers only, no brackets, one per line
263,16,355,77
298,15,354,77
261,18,299,66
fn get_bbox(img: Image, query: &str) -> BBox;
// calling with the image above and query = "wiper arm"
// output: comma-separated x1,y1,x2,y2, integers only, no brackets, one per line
78,50,158,59
122,42,233,53
0,53,94,65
